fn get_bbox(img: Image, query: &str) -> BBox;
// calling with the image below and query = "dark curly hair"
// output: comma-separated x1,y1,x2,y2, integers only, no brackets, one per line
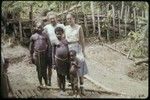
70,50,77,56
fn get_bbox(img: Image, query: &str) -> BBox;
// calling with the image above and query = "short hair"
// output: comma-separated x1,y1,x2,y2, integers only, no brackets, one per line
47,11,57,19
55,27,64,34
70,50,76,56
67,12,76,19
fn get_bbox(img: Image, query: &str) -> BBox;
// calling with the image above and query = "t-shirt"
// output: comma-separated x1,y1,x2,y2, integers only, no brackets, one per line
44,23,65,45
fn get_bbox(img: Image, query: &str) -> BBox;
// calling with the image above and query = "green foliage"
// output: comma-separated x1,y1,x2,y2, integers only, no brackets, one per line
1,1,149,59
127,15,148,58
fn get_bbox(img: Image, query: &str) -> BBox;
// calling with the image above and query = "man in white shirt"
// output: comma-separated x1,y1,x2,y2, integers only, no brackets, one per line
44,11,65,86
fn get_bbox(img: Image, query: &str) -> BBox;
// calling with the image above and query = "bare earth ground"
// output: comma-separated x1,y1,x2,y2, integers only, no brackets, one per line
2,37,148,98
85,37,148,98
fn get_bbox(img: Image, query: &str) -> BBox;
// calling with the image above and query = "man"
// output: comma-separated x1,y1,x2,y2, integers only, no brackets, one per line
29,22,50,87
44,11,65,86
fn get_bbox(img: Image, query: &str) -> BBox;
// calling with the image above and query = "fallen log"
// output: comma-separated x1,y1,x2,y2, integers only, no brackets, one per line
135,58,148,65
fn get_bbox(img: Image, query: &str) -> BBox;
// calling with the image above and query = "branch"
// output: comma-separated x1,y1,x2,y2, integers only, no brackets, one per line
57,3,81,16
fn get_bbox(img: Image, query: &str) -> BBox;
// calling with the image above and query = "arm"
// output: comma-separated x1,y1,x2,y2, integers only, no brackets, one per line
29,36,34,63
76,58,80,68
45,31,51,58
79,26,86,57
52,44,56,67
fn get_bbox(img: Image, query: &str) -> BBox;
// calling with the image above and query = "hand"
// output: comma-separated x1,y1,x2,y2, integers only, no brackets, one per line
71,62,77,66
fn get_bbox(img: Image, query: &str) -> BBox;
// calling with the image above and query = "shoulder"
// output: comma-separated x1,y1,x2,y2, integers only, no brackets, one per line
44,24,52,29
42,31,47,37
65,25,70,29
30,33,37,40
57,23,65,27
76,24,81,28
56,24,65,29
75,57,79,64
62,39,68,45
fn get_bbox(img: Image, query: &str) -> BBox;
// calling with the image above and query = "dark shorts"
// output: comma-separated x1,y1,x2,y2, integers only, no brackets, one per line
46,56,52,68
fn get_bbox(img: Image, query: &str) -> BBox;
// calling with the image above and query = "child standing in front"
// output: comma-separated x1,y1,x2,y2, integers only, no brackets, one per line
52,26,70,95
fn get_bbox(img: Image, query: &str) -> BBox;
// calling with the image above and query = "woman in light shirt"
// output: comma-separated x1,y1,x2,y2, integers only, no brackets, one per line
65,13,88,95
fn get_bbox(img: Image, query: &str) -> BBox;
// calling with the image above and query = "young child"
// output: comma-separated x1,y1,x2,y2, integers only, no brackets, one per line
69,50,80,97
29,22,51,87
52,26,70,95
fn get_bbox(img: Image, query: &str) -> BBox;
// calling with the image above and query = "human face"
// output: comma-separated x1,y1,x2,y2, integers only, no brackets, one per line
36,22,43,32
66,14,75,25
70,52,76,60
48,15,57,26
56,31,62,40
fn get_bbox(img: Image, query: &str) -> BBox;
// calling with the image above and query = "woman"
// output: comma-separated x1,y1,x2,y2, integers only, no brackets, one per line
65,13,88,95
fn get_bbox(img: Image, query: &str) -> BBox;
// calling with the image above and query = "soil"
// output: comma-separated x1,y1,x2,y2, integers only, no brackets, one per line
2,37,148,98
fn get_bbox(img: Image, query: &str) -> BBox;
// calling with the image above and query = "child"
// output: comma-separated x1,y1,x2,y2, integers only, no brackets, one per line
29,22,51,87
52,26,70,95
69,50,80,97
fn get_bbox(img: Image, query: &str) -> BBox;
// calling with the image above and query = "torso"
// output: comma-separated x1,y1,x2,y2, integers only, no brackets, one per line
70,59,78,75
32,33,48,51
55,39,69,59
65,24,81,43
44,23,65,44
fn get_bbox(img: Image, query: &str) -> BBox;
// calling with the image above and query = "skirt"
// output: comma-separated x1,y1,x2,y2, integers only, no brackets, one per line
68,42,88,76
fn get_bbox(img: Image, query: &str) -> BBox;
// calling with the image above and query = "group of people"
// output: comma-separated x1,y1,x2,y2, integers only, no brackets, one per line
29,12,88,96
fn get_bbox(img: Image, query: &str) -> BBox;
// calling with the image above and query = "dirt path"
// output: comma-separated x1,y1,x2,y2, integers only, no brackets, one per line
2,44,125,98
85,43,148,98
2,40,148,98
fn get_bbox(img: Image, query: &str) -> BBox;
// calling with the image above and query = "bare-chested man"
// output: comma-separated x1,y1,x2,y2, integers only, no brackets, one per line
29,22,51,87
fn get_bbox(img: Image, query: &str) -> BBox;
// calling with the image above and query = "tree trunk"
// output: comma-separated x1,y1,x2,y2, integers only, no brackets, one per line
118,10,121,36
30,5,33,34
90,1,95,35
133,8,137,32
142,10,144,18
111,5,115,38
82,2,89,37
121,1,124,19
97,5,102,41
61,1,64,13
19,20,23,41
75,4,79,24
106,4,110,42
112,5,115,27
12,13,16,37
29,5,33,20
124,6,127,36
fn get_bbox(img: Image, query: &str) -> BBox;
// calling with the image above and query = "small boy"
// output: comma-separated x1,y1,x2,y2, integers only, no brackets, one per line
52,27,70,95
69,50,80,97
